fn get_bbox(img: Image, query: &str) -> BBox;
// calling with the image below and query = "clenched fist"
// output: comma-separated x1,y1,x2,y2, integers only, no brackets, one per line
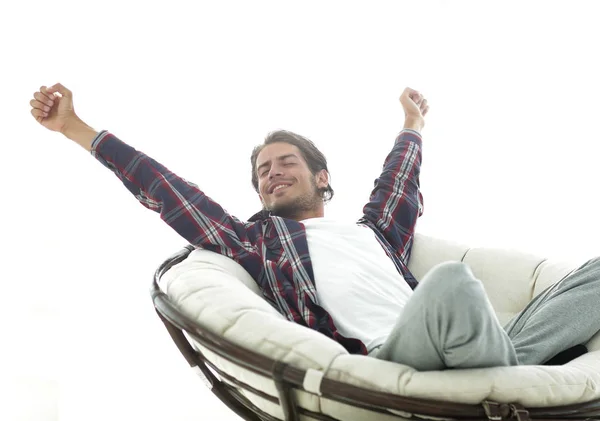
30,83,78,134
30,83,98,151
399,87,429,129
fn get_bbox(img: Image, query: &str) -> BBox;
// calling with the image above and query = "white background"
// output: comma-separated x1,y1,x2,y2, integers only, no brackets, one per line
1,1,599,420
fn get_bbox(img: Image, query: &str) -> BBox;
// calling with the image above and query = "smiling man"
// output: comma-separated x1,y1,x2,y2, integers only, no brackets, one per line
30,83,600,370
251,130,332,221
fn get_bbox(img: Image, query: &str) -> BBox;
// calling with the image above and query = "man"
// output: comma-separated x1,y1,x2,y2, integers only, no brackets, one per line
30,84,600,371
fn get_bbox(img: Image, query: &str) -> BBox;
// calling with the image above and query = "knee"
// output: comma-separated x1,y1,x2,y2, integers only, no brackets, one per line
417,261,477,295
427,261,474,282
433,261,470,273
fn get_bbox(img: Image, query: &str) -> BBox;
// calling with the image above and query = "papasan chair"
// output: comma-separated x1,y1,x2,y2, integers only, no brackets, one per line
150,232,600,421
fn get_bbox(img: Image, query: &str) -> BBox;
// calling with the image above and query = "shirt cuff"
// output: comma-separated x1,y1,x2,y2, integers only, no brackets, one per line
90,130,110,153
400,128,422,137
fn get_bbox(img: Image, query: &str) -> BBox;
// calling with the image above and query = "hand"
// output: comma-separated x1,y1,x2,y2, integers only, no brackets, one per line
399,87,429,128
30,83,79,134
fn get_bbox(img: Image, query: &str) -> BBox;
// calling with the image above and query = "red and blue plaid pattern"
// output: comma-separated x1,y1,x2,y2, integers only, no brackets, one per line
91,129,424,355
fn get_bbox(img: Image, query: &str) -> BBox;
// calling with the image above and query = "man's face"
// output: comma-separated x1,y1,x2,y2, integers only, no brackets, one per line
256,142,327,219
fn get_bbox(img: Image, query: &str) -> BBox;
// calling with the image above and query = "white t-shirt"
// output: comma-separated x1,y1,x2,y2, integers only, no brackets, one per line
301,217,413,352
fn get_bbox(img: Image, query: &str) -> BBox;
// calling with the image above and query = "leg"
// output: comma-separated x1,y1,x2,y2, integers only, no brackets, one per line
375,261,518,371
504,257,600,365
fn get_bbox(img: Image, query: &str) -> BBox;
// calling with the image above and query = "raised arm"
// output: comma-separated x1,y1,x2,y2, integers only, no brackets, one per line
361,87,429,263
29,83,257,259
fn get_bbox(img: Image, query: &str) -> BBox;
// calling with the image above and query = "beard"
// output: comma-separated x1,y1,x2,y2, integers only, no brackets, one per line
266,180,322,220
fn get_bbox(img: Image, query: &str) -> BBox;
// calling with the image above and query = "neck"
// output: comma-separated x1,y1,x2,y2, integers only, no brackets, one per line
292,208,324,222
269,205,325,222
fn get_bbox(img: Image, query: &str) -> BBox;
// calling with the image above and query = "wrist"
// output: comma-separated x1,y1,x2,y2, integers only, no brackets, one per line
403,116,424,132
62,118,98,152
61,117,86,138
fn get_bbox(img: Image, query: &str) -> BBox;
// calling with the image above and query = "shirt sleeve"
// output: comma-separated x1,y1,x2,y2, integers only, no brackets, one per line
90,130,257,259
360,129,424,263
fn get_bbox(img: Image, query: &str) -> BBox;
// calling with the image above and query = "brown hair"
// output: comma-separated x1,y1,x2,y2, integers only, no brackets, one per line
250,130,334,203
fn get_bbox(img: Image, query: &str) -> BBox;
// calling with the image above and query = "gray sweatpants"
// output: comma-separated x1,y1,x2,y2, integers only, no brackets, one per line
373,258,600,370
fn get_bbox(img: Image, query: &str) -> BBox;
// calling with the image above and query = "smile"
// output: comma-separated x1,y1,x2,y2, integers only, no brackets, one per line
272,184,291,194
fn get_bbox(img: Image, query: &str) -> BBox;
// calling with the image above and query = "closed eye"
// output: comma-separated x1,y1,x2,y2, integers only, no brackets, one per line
260,162,295,177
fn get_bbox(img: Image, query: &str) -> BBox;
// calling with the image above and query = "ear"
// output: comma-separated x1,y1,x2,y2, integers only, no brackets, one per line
316,169,329,189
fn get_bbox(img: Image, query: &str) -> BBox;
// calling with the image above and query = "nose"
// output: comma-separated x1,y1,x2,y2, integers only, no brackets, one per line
268,165,284,179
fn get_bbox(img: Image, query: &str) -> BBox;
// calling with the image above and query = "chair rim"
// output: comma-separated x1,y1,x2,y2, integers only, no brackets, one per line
150,245,600,421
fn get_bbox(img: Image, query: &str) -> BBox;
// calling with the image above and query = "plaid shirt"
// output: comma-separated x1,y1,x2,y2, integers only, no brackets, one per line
91,129,424,355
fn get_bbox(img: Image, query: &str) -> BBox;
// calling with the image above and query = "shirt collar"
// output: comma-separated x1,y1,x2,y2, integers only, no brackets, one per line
248,209,271,222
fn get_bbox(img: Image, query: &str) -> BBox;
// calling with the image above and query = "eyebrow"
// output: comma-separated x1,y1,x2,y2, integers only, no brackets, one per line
256,154,298,174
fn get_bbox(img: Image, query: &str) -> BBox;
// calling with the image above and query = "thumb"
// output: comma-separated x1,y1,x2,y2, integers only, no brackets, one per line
46,83,72,98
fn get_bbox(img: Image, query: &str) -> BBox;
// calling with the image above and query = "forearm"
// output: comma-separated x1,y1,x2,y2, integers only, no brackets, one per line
61,118,98,152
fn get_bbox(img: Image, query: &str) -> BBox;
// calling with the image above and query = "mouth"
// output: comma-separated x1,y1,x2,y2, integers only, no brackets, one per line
269,184,292,195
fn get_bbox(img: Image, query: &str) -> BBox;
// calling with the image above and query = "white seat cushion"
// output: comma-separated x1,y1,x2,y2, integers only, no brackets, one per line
160,234,600,420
